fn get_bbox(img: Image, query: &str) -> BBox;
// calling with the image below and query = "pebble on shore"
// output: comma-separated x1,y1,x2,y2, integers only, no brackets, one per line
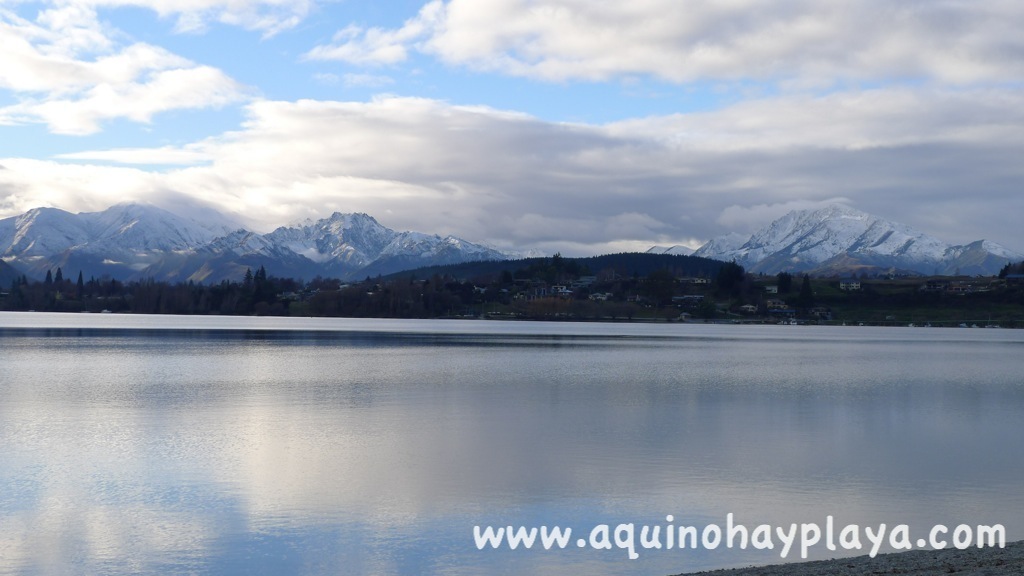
675,540,1024,576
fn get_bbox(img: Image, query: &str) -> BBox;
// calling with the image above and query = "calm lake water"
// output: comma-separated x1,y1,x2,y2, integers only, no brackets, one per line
2,312,1023,575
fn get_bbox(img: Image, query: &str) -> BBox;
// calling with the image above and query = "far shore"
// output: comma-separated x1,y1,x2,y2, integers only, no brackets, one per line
676,540,1024,576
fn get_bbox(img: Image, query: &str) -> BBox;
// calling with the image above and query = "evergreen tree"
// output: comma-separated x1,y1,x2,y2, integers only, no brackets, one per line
643,269,676,306
777,271,793,293
54,267,63,284
77,271,85,299
44,270,53,285
715,261,746,296
797,274,815,307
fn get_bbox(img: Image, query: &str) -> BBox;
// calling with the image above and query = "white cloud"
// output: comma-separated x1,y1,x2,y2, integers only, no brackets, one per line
56,145,212,165
0,158,166,214
3,66,245,135
313,72,397,89
5,89,1024,252
341,73,395,89
72,0,313,36
0,5,247,134
308,0,1024,85
609,88,1024,152
305,1,444,65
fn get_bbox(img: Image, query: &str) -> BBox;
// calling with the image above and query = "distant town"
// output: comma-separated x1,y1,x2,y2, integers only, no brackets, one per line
3,253,1023,328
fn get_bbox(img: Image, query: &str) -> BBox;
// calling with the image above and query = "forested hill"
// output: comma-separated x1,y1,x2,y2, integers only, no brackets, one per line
382,252,726,282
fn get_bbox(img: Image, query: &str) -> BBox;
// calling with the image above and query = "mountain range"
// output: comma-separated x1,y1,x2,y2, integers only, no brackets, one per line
2,202,1020,285
691,204,1022,276
0,203,507,283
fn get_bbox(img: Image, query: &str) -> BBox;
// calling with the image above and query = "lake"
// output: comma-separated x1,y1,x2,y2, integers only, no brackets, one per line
1,312,1023,575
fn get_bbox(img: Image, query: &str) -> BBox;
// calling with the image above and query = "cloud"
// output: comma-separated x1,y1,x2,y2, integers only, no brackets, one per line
304,1,444,65
716,199,854,232
0,5,247,134
5,89,1024,253
56,145,213,165
314,72,396,89
3,66,245,135
341,73,395,89
308,0,1024,85
606,89,1024,151
0,158,168,213
71,0,314,36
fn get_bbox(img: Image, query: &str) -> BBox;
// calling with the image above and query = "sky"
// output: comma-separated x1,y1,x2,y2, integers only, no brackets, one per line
1,0,1023,255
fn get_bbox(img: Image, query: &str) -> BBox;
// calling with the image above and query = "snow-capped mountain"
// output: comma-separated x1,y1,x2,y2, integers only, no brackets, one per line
693,204,1022,276
136,212,508,283
0,205,510,283
646,245,696,256
0,203,238,280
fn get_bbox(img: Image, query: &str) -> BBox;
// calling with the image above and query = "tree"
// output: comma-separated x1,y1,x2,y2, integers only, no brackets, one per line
715,261,746,297
44,270,53,286
643,269,676,306
797,274,815,308
54,267,63,284
77,271,85,299
777,272,793,293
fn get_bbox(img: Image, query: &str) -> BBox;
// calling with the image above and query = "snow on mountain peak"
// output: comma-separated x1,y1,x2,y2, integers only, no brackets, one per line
693,204,1021,275
646,245,696,256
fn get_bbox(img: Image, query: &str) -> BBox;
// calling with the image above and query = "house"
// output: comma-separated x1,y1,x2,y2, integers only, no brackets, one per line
739,304,758,314
672,295,704,307
551,285,574,298
839,278,861,291
764,285,778,294
766,299,788,310
920,280,948,292
810,307,832,320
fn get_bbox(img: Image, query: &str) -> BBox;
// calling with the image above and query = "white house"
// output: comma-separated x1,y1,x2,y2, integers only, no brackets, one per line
839,279,861,291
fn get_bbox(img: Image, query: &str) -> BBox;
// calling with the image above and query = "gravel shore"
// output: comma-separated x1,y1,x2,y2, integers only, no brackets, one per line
675,541,1024,576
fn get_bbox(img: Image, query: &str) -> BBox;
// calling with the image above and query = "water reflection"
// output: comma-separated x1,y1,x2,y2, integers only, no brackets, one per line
1,316,1023,574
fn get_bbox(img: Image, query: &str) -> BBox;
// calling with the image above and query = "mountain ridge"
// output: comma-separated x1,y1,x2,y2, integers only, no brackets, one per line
3,202,1019,284
692,204,1022,276
0,204,510,283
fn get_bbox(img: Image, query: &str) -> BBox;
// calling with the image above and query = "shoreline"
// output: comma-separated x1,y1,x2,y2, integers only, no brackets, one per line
675,541,1024,576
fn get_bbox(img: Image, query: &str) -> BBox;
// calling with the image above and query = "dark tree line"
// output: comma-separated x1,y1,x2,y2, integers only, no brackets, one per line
999,261,1024,278
0,254,727,319
7,256,1014,321
3,265,301,316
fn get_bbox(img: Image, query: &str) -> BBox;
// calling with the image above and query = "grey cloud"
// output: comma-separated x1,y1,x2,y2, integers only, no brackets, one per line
4,90,1024,255
313,1,1024,85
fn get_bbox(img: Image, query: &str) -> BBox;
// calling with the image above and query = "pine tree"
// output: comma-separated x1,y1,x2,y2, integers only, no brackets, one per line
44,270,53,285
777,272,793,293
797,274,815,308
77,271,85,299
54,267,63,284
